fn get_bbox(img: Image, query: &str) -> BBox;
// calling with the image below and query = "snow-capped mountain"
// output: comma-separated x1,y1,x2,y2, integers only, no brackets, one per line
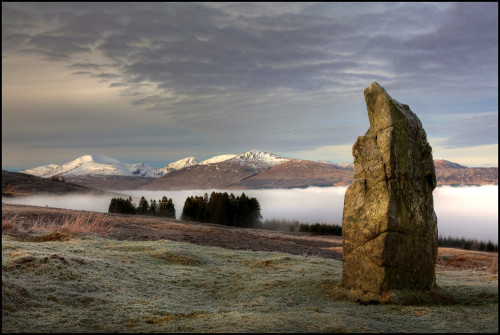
21,151,290,180
199,154,237,165
20,151,493,191
196,150,289,168
21,154,162,178
333,162,354,169
23,164,60,176
158,157,199,174
228,150,290,169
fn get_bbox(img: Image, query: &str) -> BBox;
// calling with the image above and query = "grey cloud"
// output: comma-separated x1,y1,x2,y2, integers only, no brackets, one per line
67,62,109,70
393,3,498,90
28,33,93,60
109,82,128,88
8,2,497,96
2,33,31,49
1,5,35,30
2,2,498,166
71,70,119,81
442,113,498,149
15,7,124,60
97,33,144,60
70,71,92,76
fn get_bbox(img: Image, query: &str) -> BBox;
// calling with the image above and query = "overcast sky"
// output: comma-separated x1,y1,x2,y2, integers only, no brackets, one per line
2,2,498,170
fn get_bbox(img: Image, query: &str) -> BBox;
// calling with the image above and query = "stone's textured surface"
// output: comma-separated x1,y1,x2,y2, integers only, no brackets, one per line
341,82,438,295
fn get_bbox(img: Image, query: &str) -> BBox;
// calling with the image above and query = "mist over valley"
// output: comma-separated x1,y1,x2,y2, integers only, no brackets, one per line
3,185,497,244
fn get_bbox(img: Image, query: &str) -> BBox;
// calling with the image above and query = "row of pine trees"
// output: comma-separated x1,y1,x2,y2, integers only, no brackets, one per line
181,192,262,228
108,192,262,228
437,235,498,252
108,196,176,218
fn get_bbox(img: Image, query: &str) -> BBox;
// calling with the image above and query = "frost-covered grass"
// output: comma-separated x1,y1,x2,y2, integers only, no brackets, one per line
2,235,498,333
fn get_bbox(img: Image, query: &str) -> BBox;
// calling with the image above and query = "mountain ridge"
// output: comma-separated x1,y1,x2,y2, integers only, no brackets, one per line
20,150,291,179
19,152,498,190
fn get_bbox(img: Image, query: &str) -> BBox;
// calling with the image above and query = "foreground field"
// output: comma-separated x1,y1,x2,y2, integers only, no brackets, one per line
2,204,498,332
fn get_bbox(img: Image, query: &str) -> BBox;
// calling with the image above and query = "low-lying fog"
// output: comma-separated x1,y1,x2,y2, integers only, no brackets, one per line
3,186,498,243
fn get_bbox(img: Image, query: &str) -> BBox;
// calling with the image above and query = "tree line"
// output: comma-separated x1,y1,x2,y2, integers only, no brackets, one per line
108,196,175,218
437,235,498,252
298,222,342,236
108,192,262,228
181,192,262,228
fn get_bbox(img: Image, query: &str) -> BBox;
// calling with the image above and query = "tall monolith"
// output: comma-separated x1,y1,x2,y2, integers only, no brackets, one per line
341,82,437,296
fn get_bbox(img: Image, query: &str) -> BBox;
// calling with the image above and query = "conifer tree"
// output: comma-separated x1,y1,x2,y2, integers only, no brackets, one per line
137,196,149,214
159,196,176,218
149,199,158,215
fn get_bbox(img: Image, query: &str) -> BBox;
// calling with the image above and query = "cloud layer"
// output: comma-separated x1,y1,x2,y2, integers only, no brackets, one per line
2,2,498,169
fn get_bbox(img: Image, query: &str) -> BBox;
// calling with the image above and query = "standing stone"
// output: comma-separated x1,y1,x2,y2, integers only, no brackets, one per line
341,82,437,295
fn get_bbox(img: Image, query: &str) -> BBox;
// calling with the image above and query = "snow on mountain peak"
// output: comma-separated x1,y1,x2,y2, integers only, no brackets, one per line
199,154,237,165
80,154,121,165
334,162,354,169
159,157,199,173
230,150,290,168
21,154,160,178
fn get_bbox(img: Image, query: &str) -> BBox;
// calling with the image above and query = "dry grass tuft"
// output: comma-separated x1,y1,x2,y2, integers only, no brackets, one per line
491,258,498,274
58,213,114,236
2,212,114,240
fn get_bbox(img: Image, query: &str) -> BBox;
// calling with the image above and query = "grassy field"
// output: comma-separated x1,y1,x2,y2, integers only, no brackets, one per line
2,232,498,333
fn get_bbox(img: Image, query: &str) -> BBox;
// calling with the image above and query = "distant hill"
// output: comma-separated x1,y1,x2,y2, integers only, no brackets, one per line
2,170,107,197
433,160,498,186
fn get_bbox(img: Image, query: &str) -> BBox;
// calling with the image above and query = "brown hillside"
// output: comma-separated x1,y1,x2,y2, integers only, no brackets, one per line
138,161,263,190
2,170,104,197
63,174,153,190
435,166,498,185
230,159,353,189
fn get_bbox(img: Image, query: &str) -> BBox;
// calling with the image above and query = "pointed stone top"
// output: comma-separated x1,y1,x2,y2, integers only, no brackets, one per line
363,82,420,135
365,81,388,96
